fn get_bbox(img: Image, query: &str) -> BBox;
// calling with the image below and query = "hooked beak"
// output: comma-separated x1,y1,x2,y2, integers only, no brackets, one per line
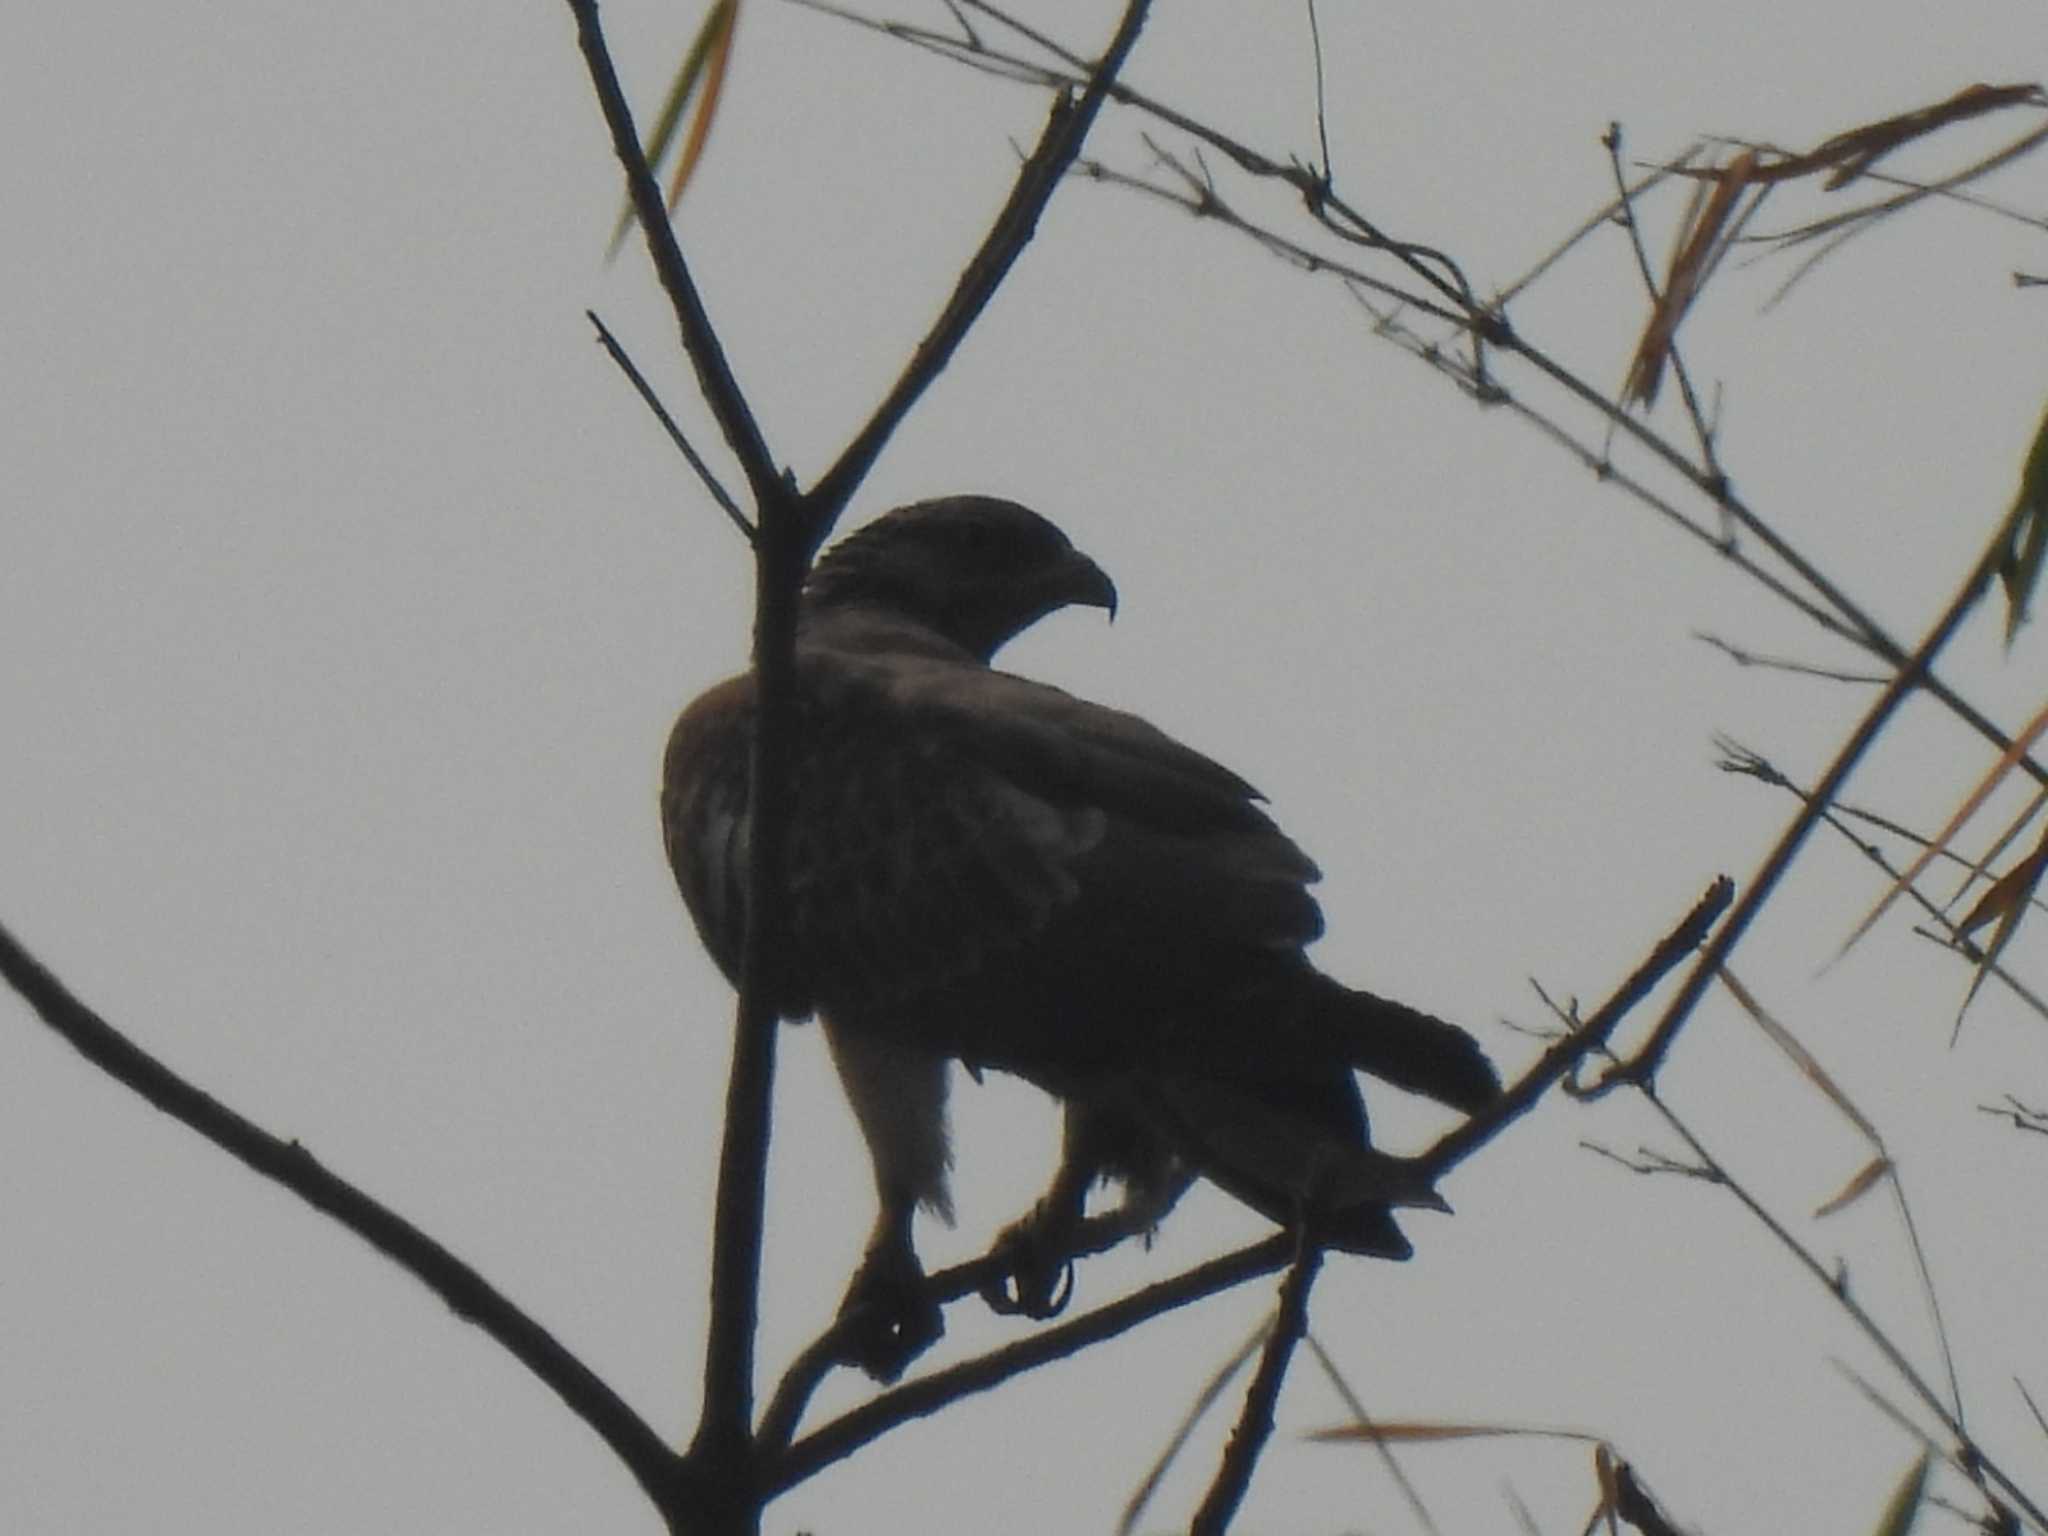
1061,549,1118,622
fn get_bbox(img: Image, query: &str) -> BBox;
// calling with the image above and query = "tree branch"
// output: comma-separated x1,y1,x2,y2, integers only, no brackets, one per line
0,919,683,1512
1188,1235,1323,1536
572,0,1158,1510
567,0,782,506
766,1233,1293,1493
758,1192,1192,1451
1589,495,2029,1094
1421,875,1733,1173
808,0,1153,519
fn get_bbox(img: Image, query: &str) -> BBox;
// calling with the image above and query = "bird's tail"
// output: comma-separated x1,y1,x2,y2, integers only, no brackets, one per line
1149,1073,1438,1260
1301,972,1502,1113
1147,968,1498,1260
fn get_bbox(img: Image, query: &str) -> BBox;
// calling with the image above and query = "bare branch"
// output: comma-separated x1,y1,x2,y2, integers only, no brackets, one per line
0,919,682,1510
1590,493,2030,1094
810,0,1155,520
1189,1235,1324,1535
567,0,781,505
1423,877,1734,1171
767,1234,1294,1493
587,309,752,542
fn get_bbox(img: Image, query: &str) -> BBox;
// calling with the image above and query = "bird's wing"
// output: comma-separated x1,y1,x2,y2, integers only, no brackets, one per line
662,672,755,989
663,641,1330,1020
661,655,1113,1014
865,656,1274,829
781,648,1326,1013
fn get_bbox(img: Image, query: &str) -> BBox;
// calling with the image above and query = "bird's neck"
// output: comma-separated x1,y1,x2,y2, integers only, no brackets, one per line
797,603,986,664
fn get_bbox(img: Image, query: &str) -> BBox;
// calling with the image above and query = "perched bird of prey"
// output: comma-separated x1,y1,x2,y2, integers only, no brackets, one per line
662,496,1500,1379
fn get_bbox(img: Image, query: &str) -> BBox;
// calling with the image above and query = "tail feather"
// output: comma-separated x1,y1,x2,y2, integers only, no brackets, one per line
1306,973,1502,1113
1320,1202,1413,1259
1132,967,1496,1262
1149,1074,1444,1260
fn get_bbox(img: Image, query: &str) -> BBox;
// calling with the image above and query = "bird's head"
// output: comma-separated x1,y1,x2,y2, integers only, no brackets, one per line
804,496,1118,662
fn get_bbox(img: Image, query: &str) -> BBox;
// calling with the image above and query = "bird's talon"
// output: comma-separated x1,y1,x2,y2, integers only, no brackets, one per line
982,1215,1078,1320
836,1258,943,1383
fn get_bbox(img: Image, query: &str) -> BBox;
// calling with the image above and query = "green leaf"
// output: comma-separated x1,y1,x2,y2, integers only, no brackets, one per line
1867,1451,1929,1536
1997,401,2048,645
607,0,741,260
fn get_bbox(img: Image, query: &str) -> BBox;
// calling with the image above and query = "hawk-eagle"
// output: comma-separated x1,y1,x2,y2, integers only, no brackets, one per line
663,496,1500,1378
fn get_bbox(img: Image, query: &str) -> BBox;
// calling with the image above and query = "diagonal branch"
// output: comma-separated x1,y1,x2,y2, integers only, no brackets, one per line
757,1190,1190,1451
568,0,782,506
690,493,807,1483
587,308,752,541
808,0,1153,521
1188,1235,1323,1536
762,875,1735,1495
597,0,1157,1496
0,918,682,1510
1421,876,1733,1173
765,1233,1293,1493
1587,494,2032,1095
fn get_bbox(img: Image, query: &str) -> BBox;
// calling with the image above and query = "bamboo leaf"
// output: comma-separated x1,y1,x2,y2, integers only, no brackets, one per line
606,1,741,260
1999,402,2048,644
1835,693,2048,962
1955,824,2048,1026
1815,1156,1892,1218
1720,970,1879,1141
1867,1451,1930,1536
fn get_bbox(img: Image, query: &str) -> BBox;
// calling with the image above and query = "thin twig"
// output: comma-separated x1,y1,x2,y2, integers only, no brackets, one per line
1580,1140,1720,1181
1644,1092,2048,1533
1591,495,2030,1094
1694,630,1887,684
1304,0,1332,183
568,0,780,505
1188,1231,1324,1536
1118,1320,1268,1536
1424,878,1733,1172
840,0,2048,802
1302,1334,1445,1536
1718,739,2048,1028
587,309,752,541
1494,142,1705,309
1981,1096,2048,1135
809,0,1155,519
1603,122,1723,482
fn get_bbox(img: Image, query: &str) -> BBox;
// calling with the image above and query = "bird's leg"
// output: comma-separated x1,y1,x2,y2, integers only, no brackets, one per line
821,1018,953,1382
1102,1154,1195,1245
835,1190,944,1383
983,1103,1193,1319
982,1151,1091,1320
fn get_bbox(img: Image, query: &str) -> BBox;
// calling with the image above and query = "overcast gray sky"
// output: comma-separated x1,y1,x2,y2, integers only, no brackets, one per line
5,1,2046,1531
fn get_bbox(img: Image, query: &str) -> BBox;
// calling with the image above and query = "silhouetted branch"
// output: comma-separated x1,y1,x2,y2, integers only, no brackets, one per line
567,0,780,505
1423,877,1733,1169
1189,1234,1323,1535
1590,495,2030,1094
767,1234,1293,1493
1981,1095,2048,1135
809,0,1154,519
0,918,682,1511
1637,1089,2048,1533
572,0,1156,1517
587,308,751,541
761,874,1738,1496
759,1193,1180,1452
1118,1322,1268,1536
